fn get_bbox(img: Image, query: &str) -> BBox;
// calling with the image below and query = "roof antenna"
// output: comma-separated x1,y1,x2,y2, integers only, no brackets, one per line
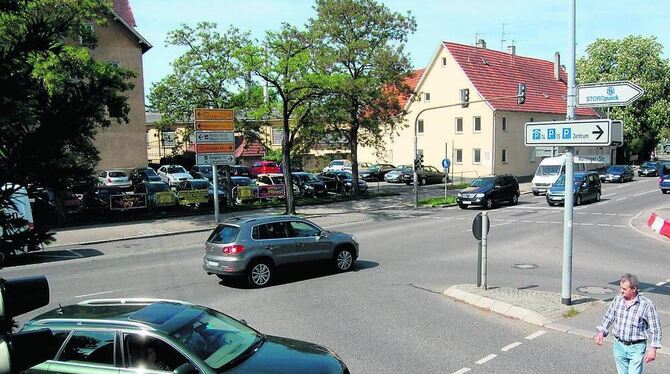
500,23,507,51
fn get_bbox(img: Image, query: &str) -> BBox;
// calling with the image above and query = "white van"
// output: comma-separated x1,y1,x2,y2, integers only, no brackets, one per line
531,155,604,195
1,184,36,263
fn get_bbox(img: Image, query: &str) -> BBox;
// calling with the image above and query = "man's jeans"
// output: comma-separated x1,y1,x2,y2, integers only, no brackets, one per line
613,339,647,374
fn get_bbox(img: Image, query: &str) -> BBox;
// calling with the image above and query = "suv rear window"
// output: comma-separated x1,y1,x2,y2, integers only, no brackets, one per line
208,225,240,244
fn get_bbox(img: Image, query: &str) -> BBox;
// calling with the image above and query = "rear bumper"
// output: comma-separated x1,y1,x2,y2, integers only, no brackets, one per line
203,256,247,276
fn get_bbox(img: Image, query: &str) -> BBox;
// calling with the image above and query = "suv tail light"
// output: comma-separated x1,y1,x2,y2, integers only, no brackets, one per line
222,244,245,255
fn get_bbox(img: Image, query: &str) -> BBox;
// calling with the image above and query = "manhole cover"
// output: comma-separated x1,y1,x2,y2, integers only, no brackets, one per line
577,286,616,295
511,264,538,269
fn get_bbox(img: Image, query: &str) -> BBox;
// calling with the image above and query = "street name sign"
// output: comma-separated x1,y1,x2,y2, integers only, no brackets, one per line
196,153,235,165
194,108,234,121
576,81,644,108
194,120,234,131
525,119,612,146
195,131,234,143
195,143,235,153
580,154,611,164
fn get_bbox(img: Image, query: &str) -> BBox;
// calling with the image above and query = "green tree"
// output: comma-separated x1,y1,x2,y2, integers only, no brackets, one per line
309,0,416,196
0,0,134,257
242,23,328,214
577,36,670,161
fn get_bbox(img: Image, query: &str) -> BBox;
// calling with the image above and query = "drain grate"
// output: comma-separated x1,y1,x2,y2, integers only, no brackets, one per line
511,264,538,269
577,286,615,295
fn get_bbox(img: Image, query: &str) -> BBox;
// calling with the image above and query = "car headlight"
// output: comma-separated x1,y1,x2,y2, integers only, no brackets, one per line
457,192,462,197
475,193,485,198
345,182,352,186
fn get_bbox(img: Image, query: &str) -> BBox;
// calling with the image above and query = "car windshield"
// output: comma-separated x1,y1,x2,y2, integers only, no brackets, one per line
270,175,285,184
642,162,656,168
109,171,126,178
198,166,213,173
147,183,169,193
296,173,319,182
536,165,561,176
607,166,624,173
168,166,187,174
167,307,260,370
553,175,583,187
470,178,494,188
263,162,278,168
146,168,158,176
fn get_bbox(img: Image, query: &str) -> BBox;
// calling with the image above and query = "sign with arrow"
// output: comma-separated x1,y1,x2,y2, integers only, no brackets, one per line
577,81,644,108
196,153,235,165
524,119,613,146
195,131,234,143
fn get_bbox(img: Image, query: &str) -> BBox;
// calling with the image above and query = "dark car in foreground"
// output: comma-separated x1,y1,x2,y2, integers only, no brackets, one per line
457,175,519,209
546,171,601,206
130,167,162,186
21,298,349,374
204,215,359,287
603,165,634,183
638,161,662,177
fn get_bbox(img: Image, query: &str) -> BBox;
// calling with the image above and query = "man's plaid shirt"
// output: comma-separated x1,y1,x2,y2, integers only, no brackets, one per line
598,293,662,348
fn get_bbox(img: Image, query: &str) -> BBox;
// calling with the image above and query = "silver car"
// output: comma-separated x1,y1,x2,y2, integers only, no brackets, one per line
203,215,359,287
97,169,131,189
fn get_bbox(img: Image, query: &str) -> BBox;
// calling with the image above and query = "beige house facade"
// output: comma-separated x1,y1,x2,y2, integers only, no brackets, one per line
358,41,613,180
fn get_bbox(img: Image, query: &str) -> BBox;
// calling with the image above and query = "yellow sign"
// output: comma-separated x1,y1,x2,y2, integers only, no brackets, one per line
237,186,254,199
177,189,209,205
194,120,235,131
194,108,234,121
195,143,235,153
155,191,176,207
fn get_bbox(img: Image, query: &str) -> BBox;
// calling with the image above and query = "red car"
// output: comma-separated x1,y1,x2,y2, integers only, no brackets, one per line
250,160,281,177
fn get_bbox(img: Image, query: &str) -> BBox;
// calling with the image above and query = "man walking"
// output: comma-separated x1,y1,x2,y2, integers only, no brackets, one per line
595,273,662,373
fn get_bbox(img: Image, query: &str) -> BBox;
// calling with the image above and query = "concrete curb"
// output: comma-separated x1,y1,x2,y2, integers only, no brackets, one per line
443,285,669,356
46,227,215,248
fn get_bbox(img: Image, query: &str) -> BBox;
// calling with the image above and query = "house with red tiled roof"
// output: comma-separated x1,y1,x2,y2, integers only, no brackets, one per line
84,0,152,170
358,40,615,179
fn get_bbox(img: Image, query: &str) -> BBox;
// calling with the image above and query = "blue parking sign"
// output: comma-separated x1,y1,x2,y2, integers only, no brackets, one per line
547,128,556,139
562,128,572,139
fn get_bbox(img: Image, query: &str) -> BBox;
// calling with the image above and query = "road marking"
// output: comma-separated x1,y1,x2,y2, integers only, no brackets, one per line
452,368,471,374
591,212,603,215
656,281,666,287
603,193,616,197
536,220,547,224
581,223,594,226
604,213,617,216
507,219,518,222
491,222,513,228
597,223,610,227
612,225,627,228
75,289,122,299
521,220,532,223
475,354,497,365
550,221,562,224
616,197,627,201
501,342,522,352
643,287,655,292
525,330,546,340
633,190,658,197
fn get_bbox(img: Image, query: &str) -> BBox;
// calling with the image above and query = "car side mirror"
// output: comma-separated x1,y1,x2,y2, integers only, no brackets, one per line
494,185,501,189
173,363,198,374
239,319,248,325
320,231,329,238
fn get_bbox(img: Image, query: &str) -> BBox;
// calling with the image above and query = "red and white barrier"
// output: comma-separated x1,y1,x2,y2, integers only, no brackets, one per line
647,213,670,238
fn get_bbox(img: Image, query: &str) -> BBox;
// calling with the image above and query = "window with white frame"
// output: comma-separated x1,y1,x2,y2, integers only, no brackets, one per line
272,127,283,145
502,149,508,163
441,57,447,67
501,116,508,132
473,149,481,164
455,117,463,133
424,93,431,102
473,117,481,132
455,149,463,164
417,119,424,134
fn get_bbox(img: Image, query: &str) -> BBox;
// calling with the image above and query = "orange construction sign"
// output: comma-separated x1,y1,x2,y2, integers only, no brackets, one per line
194,108,234,121
195,143,235,153
194,120,234,131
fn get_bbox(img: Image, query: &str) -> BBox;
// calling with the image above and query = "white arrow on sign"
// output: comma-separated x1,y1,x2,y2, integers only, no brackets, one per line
577,81,644,108
524,119,613,146
195,131,234,143
196,153,235,165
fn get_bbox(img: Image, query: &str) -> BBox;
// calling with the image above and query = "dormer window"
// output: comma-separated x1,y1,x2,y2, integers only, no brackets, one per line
424,93,431,103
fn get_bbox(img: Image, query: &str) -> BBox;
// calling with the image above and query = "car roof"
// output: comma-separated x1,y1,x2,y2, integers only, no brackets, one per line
25,299,197,333
219,214,304,226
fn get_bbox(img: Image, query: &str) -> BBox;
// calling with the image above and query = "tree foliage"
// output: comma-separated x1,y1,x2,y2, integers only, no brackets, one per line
0,0,134,255
309,0,416,196
577,36,670,160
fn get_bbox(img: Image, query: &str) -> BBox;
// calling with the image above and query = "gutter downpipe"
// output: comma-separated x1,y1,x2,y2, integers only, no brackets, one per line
491,110,497,176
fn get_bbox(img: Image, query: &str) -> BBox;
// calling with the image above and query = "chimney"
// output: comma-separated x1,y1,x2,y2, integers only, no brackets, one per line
476,39,487,49
507,45,516,55
554,52,561,81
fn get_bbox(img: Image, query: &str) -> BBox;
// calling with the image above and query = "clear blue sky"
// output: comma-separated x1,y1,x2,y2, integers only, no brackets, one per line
131,0,669,98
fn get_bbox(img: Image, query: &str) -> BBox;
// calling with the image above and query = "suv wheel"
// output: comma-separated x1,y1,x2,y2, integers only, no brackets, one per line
575,195,582,206
334,248,354,272
596,192,601,201
248,260,273,287
510,194,519,205
484,198,494,209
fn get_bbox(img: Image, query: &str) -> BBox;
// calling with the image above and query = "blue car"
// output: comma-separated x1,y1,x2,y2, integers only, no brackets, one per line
546,171,601,206
659,172,670,194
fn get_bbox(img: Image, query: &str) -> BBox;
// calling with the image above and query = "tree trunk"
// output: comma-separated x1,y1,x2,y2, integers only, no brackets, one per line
282,116,295,214
350,127,359,198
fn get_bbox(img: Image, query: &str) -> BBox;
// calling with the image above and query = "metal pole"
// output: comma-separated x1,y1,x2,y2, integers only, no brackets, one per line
477,240,482,287
213,164,220,223
561,0,577,306
481,211,489,290
413,116,419,209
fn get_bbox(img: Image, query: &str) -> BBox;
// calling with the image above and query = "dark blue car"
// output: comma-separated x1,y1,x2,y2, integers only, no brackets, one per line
659,171,670,194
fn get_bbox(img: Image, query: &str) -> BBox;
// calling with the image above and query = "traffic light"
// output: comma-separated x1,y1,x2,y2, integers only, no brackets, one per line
414,154,424,170
0,276,54,374
517,83,526,105
460,88,470,108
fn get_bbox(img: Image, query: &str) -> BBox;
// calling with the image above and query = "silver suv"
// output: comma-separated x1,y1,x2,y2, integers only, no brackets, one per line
203,215,359,287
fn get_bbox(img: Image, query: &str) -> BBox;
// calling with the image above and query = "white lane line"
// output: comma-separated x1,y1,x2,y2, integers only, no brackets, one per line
612,225,627,228
616,197,627,201
550,221,562,224
591,213,603,215
491,222,514,228
597,223,611,227
475,354,497,365
501,342,522,352
603,193,616,197
507,219,518,222
75,289,122,299
643,287,655,292
525,330,546,340
536,220,547,224
633,190,659,197
521,220,532,223
581,223,594,226
656,281,667,287
604,213,617,216
452,368,471,374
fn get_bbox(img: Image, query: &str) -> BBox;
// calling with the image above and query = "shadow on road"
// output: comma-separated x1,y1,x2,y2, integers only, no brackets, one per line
218,260,379,289
2,248,103,267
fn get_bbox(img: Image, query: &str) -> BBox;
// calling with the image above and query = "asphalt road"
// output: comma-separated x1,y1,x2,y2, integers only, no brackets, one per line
3,176,670,373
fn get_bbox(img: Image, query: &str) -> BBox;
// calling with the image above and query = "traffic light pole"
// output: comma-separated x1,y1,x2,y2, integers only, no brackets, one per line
412,94,523,209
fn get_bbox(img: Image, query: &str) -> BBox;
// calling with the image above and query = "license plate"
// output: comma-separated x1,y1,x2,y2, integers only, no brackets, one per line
206,260,218,267
462,201,471,205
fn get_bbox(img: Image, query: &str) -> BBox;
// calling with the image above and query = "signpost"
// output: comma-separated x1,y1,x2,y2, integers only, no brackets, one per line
577,81,644,108
194,108,236,223
472,212,490,289
442,158,451,199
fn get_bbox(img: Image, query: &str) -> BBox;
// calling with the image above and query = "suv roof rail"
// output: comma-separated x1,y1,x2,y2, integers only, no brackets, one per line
31,318,157,330
78,298,192,306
